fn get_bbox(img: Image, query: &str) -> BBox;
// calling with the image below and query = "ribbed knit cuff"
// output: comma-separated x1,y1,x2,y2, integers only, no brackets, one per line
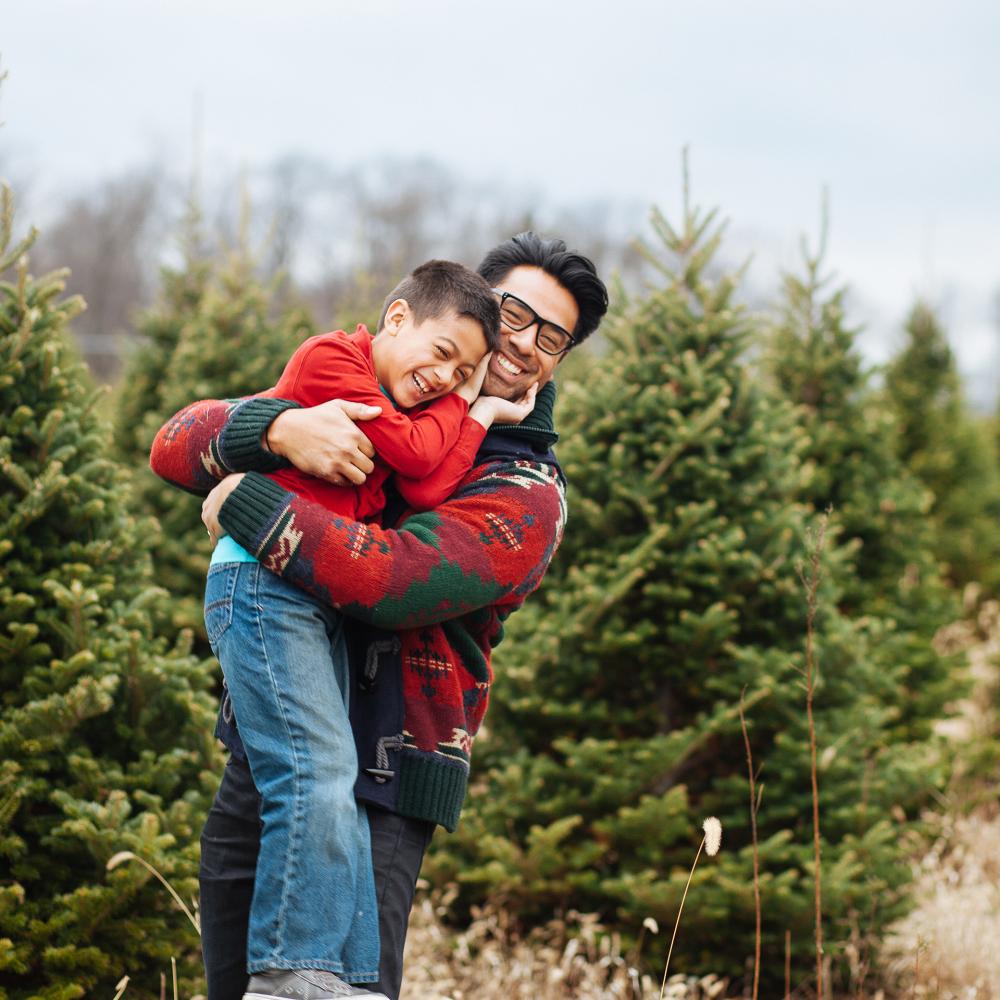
218,472,292,554
219,398,300,473
397,751,469,833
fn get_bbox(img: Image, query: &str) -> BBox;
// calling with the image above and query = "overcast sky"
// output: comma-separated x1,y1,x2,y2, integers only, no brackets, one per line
3,0,999,402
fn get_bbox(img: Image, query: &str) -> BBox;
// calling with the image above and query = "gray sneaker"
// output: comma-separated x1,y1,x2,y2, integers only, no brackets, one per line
244,968,389,1000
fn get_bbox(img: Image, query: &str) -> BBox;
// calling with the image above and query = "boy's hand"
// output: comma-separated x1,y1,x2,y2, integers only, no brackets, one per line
469,382,538,430
266,399,380,485
454,353,491,406
202,473,246,544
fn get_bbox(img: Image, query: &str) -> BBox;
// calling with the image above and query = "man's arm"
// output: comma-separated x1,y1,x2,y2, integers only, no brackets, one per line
149,397,379,493
211,462,566,630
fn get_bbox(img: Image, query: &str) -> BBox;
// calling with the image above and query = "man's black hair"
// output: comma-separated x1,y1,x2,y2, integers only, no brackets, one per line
476,232,609,345
378,260,501,351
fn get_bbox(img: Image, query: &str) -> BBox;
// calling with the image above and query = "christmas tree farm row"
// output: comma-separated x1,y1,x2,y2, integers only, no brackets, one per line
4,178,999,996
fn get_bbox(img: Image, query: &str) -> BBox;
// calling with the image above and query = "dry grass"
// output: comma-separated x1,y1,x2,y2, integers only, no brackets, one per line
399,892,727,1000
880,593,1000,1000
883,810,1000,999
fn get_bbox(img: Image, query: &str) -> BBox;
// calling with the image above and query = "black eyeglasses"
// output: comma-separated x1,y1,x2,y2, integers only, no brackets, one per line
491,289,576,355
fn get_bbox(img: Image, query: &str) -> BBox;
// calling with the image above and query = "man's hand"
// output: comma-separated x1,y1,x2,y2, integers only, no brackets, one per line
454,353,491,406
265,399,380,485
202,473,246,544
469,383,539,430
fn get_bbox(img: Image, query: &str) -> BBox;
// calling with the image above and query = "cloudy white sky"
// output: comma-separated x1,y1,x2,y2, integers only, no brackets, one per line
3,0,999,402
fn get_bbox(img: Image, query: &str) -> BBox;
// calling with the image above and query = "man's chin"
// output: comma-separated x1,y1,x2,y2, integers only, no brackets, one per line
481,373,522,402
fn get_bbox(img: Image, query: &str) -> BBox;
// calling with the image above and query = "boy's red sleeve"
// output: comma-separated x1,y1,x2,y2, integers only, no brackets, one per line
394,417,487,511
281,336,471,479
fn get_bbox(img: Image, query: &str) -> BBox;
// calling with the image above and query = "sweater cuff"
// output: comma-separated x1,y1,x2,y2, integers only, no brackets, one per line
219,398,301,473
397,751,468,833
218,472,293,555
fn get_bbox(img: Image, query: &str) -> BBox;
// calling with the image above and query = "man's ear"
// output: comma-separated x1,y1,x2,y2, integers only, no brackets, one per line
382,298,410,335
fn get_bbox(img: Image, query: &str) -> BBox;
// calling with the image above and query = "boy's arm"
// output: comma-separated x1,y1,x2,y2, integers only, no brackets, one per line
392,387,540,511
288,337,472,479
393,417,486,511
215,463,566,630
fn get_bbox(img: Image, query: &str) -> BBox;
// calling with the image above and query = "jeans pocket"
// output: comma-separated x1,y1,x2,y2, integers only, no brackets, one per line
204,563,239,646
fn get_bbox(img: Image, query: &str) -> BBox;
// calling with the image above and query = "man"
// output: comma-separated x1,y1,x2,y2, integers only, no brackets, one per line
150,232,608,1000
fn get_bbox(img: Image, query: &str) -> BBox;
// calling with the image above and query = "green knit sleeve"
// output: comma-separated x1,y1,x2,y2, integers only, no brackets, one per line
219,397,301,473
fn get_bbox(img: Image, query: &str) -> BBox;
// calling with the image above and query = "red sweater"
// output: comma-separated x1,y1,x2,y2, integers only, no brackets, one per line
262,326,487,519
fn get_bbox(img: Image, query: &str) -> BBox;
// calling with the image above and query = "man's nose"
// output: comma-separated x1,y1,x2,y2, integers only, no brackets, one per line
506,324,537,359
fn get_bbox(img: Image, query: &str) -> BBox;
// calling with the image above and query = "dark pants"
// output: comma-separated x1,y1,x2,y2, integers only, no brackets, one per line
199,754,434,1000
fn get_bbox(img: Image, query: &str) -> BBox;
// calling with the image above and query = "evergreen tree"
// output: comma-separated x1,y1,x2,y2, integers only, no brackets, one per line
764,223,958,735
114,210,312,641
884,302,1000,594
427,183,952,992
0,188,219,998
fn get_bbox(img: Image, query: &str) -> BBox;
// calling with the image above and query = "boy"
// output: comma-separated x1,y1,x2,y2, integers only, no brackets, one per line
203,261,534,999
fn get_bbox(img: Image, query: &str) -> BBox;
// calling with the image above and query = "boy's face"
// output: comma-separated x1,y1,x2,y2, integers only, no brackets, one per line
483,266,580,402
375,300,488,409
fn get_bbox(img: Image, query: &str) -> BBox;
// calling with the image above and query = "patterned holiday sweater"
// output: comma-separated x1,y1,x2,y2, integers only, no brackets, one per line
149,386,566,830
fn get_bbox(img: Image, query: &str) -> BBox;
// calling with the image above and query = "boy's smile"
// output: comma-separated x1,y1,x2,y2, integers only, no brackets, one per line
373,303,488,410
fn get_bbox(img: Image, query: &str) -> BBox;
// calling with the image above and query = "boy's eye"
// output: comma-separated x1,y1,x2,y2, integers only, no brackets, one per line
436,346,450,359
457,368,472,382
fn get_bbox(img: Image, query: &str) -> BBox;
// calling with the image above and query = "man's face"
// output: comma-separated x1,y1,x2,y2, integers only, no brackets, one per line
482,265,580,401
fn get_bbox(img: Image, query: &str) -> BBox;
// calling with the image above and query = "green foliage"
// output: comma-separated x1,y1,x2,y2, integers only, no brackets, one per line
0,187,220,999
763,222,959,736
114,207,313,643
885,302,1000,594
428,185,954,993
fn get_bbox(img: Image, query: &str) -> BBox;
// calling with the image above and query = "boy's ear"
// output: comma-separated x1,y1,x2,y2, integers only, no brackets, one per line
382,298,410,336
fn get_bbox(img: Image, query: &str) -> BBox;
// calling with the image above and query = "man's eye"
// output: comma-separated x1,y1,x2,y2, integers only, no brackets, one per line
502,305,530,326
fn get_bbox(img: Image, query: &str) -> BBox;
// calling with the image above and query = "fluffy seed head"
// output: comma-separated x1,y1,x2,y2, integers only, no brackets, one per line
703,816,723,856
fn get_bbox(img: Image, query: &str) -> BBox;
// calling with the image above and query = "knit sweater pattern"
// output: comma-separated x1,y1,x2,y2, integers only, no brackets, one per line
150,383,566,830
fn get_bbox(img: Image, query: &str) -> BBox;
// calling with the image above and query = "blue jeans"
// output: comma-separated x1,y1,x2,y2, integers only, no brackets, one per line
204,561,379,982
199,754,435,1000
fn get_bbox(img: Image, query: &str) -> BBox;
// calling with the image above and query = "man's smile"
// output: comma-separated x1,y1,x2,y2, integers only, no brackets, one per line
493,352,529,378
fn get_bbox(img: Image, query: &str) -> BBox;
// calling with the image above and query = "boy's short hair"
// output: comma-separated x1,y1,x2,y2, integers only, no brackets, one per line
378,260,501,351
477,232,608,346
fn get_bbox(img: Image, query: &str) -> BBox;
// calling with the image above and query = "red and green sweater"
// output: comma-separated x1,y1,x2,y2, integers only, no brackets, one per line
263,326,488,519
149,385,566,830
